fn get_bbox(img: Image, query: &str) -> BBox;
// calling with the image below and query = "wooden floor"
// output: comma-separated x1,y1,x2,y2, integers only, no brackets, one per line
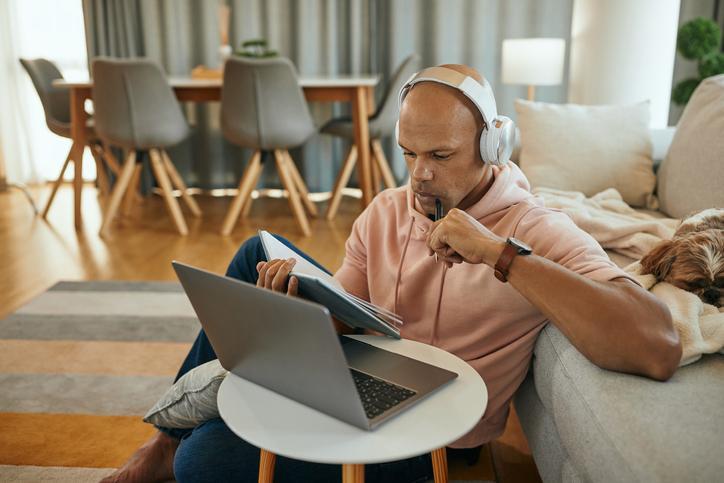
0,183,541,482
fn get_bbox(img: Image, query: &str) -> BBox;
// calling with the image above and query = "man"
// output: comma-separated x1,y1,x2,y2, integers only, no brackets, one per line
104,64,681,483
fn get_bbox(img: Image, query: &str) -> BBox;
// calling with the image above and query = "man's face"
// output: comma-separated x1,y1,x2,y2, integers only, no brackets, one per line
398,82,487,215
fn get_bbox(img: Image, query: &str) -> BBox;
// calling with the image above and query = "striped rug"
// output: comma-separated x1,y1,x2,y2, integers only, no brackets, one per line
0,281,199,482
0,281,490,482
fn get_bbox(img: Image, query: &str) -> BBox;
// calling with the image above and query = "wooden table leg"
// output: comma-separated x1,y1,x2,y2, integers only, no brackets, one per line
351,86,373,207
342,464,364,483
431,447,448,483
258,449,276,483
69,87,89,230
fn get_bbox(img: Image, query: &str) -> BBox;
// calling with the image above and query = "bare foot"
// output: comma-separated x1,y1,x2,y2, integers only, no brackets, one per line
100,431,179,483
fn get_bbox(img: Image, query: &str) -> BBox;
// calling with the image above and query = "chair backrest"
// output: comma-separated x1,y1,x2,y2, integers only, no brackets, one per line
371,54,421,129
19,58,71,136
91,58,189,149
221,56,316,150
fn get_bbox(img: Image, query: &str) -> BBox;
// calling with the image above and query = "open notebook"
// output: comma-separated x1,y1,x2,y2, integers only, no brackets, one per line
258,230,402,338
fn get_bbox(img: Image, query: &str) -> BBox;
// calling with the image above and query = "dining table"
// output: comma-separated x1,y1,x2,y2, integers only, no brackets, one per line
52,75,381,229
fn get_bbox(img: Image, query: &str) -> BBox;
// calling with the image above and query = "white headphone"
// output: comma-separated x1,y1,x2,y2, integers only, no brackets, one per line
395,66,515,167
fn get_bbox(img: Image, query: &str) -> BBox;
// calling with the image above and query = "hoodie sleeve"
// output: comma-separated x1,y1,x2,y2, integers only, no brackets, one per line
514,206,638,284
333,203,372,302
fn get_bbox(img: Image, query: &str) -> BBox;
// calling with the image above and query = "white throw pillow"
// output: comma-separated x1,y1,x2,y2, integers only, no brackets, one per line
144,359,228,429
515,99,656,208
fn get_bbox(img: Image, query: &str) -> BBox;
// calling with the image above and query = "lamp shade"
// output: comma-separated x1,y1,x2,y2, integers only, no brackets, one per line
502,38,566,86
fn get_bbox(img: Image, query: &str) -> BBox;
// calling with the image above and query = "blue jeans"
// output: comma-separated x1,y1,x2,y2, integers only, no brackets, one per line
164,235,433,483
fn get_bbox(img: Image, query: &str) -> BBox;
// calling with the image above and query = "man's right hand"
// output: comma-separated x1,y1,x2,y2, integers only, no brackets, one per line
256,258,298,296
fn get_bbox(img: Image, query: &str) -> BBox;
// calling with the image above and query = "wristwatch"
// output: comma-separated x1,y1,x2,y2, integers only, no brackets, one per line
494,237,532,283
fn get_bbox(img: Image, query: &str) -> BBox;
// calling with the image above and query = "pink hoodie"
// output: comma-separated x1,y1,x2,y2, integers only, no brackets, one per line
334,163,632,447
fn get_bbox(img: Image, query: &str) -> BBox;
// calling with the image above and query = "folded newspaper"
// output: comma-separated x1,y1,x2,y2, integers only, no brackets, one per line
258,230,402,338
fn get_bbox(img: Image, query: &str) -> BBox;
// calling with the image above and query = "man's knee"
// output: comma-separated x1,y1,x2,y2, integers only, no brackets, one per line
225,236,264,282
225,234,294,282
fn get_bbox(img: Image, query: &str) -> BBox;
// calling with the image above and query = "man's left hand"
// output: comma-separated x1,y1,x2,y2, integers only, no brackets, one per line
427,208,505,267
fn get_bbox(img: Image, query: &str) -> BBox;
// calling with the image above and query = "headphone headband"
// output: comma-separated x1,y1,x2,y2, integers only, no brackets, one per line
398,66,499,127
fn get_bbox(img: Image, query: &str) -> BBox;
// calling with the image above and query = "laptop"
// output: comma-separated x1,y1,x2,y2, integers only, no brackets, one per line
172,261,458,430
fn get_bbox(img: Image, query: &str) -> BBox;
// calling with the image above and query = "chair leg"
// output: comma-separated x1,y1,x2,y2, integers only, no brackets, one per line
283,151,317,217
221,150,262,236
122,163,142,217
161,150,202,217
274,149,311,236
89,143,110,196
41,147,73,219
99,151,137,237
326,145,357,221
149,149,188,236
241,165,263,219
371,140,397,190
100,144,122,176
371,148,382,195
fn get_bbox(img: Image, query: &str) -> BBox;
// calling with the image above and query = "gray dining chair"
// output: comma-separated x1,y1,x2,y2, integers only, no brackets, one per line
19,58,118,218
321,54,420,219
220,56,317,236
92,58,201,236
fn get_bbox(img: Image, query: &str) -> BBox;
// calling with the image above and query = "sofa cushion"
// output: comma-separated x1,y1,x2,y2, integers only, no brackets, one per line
515,99,656,208
526,323,724,481
657,74,724,218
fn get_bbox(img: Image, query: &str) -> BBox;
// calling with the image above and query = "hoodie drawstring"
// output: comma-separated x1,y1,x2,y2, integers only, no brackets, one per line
430,263,448,346
393,218,415,316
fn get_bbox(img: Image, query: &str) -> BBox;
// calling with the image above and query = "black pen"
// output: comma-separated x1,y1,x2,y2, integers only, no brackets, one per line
434,198,443,263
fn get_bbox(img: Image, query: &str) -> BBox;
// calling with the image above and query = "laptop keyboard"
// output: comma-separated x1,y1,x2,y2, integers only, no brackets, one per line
350,368,417,419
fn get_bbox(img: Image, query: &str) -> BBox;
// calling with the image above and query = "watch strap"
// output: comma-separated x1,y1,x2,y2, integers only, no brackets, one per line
494,240,523,283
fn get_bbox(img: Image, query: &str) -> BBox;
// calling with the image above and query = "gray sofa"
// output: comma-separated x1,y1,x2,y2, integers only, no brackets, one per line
510,76,724,483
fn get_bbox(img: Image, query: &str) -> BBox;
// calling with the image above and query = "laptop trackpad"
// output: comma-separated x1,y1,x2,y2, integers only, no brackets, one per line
340,337,457,393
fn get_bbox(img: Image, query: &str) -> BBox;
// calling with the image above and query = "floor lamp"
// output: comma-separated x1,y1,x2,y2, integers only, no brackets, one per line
502,38,566,101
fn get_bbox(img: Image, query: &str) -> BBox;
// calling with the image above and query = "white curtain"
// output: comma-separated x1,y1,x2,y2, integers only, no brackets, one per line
83,0,575,192
0,0,40,184
0,0,92,185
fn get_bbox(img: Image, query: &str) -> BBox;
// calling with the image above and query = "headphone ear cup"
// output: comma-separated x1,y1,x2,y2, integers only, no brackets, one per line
478,127,492,165
482,117,515,166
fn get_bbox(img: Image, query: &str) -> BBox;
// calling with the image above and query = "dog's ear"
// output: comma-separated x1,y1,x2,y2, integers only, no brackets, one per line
641,240,677,280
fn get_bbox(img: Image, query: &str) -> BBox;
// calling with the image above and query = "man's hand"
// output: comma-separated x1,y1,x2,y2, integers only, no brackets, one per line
256,258,298,296
427,208,505,267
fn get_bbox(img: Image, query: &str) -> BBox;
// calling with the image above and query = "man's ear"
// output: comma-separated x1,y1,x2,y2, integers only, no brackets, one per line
640,240,676,280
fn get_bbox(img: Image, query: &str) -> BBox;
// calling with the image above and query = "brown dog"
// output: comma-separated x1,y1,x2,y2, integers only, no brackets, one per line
641,208,724,307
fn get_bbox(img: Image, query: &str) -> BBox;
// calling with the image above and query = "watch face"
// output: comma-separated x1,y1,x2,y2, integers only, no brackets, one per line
508,237,532,254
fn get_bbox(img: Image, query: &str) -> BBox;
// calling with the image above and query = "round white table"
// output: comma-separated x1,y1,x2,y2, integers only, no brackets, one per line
218,335,488,482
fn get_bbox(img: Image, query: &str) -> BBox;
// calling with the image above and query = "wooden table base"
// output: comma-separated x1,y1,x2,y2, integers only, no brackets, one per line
258,447,448,483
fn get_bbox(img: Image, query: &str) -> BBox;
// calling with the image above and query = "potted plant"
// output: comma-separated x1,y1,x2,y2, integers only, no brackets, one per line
235,39,278,58
672,17,724,106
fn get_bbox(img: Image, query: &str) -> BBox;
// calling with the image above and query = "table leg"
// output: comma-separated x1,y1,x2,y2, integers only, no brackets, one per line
69,88,89,230
258,449,276,483
342,464,364,483
351,87,373,207
431,447,448,483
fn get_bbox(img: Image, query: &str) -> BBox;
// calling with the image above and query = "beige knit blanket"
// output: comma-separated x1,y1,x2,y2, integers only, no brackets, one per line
533,187,723,366
532,187,680,259
624,262,724,366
